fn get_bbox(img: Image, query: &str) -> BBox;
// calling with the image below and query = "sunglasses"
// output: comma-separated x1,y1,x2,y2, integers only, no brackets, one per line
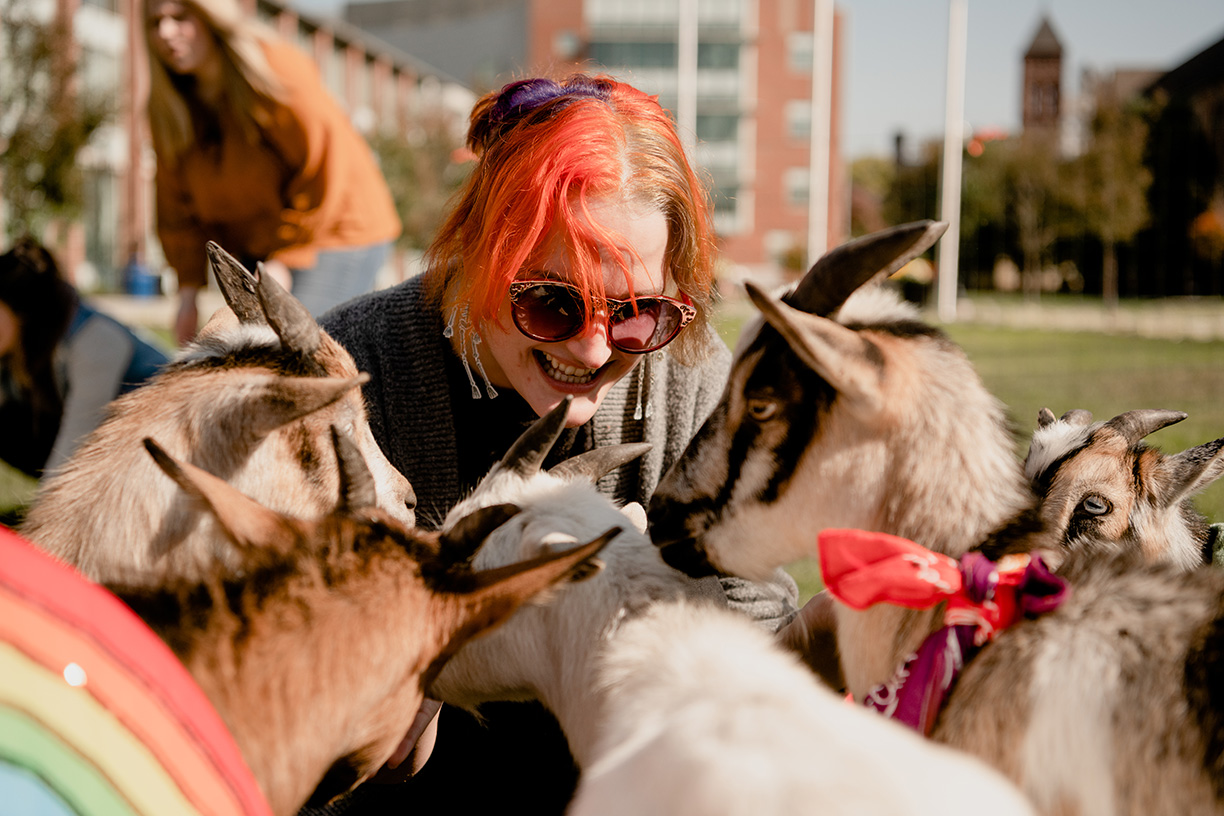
508,280,697,354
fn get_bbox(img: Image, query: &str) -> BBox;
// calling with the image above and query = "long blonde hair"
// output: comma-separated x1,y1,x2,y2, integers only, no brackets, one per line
145,0,286,165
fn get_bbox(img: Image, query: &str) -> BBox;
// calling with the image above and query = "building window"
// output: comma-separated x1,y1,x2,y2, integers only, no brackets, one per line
698,42,739,70
785,100,812,141
787,32,813,73
589,41,676,69
696,114,737,142
784,167,809,206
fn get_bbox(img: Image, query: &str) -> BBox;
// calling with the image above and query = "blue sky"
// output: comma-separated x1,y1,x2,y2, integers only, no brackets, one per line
292,0,1224,160
840,0,1224,158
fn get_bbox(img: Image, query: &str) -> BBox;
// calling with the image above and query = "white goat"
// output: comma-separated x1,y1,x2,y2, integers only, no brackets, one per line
115,429,607,816
1025,406,1224,570
649,221,1224,816
432,399,1036,816
23,243,415,585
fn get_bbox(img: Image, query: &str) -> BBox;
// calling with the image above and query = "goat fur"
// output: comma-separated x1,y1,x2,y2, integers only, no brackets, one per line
22,243,415,585
649,221,1224,815
1026,407,1224,570
116,432,606,816
431,400,1035,816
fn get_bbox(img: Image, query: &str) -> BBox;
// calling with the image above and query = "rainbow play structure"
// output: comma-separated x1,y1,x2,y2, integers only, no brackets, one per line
0,525,271,815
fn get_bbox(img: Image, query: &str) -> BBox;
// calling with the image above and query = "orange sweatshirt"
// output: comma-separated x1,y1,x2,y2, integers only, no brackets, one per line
155,38,401,289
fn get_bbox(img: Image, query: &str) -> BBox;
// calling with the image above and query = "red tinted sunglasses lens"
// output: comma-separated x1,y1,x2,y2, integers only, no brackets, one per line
511,283,585,341
608,299,690,353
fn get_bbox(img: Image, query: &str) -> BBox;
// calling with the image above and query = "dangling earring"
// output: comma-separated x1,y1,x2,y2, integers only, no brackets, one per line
633,352,654,420
444,305,498,399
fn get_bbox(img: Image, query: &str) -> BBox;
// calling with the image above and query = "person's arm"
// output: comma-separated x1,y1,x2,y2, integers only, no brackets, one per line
155,157,210,345
45,317,134,473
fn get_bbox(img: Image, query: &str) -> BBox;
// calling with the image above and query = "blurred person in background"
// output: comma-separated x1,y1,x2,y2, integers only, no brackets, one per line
144,0,401,344
0,238,168,479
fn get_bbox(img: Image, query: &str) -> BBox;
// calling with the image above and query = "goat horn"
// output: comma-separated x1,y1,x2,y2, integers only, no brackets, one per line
206,242,265,323
255,261,322,359
1036,407,1057,428
496,397,572,477
548,443,652,484
1102,409,1187,445
331,426,377,511
440,503,522,564
785,220,948,316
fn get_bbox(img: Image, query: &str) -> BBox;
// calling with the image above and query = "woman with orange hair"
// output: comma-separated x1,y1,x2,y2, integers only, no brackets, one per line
307,75,798,815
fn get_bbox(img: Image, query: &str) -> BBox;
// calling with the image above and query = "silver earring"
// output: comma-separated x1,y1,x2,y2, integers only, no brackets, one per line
444,305,498,400
633,353,653,421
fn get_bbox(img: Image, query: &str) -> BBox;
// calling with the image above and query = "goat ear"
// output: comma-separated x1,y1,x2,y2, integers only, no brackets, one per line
142,437,298,555
458,527,614,618
548,443,652,483
785,220,947,316
1059,408,1094,426
621,502,648,534
242,373,369,440
1102,409,1187,445
1159,437,1224,505
255,261,322,358
207,241,264,323
494,396,571,477
331,426,377,511
441,503,522,563
746,281,884,412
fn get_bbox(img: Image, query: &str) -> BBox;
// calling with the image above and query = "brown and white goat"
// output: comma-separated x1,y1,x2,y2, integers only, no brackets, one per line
23,243,415,585
1025,406,1224,570
649,221,1224,816
115,431,608,816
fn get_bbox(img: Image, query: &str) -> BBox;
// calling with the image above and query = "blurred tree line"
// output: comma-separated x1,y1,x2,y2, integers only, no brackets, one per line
0,0,111,244
853,89,1222,303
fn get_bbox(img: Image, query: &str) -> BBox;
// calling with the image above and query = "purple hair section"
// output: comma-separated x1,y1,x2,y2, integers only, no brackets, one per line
489,76,612,125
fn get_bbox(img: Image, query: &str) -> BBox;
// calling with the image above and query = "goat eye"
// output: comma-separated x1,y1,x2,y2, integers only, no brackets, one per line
1080,495,1111,516
746,399,777,422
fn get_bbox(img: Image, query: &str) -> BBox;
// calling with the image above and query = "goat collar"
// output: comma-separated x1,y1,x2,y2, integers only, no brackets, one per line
818,529,1069,736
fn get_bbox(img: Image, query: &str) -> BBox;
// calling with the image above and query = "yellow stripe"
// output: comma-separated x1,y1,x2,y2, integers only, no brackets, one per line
0,643,201,816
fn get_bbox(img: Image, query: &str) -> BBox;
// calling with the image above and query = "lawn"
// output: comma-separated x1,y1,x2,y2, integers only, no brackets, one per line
713,296,1224,602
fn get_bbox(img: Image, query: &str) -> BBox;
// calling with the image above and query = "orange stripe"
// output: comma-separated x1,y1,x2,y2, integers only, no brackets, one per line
0,590,255,816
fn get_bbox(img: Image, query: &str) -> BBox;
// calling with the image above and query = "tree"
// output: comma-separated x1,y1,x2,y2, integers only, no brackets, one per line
1070,95,1152,307
0,0,111,242
369,110,472,253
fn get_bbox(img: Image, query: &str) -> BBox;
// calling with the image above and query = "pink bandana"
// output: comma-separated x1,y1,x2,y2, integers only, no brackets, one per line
819,529,1069,735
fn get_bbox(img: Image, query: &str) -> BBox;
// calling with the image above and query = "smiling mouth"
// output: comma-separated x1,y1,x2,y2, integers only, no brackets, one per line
537,351,600,385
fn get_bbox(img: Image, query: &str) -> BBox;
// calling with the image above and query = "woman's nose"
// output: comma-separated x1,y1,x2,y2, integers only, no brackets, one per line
563,315,615,370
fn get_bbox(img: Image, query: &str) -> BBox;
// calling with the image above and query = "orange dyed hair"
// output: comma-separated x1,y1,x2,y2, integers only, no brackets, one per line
425,74,716,363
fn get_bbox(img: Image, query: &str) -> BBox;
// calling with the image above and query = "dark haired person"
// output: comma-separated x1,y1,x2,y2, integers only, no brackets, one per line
0,239,168,479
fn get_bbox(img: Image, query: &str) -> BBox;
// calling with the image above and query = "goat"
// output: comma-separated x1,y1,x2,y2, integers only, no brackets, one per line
431,399,1035,816
22,242,415,585
1025,406,1224,571
115,430,608,816
649,221,1224,815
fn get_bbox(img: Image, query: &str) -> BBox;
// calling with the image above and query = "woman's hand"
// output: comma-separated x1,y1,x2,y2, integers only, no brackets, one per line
776,590,845,692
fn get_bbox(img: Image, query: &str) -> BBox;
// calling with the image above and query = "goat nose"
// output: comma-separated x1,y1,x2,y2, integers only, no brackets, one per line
658,539,720,578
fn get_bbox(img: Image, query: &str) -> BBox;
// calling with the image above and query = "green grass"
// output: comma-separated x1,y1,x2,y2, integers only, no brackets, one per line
712,296,1224,603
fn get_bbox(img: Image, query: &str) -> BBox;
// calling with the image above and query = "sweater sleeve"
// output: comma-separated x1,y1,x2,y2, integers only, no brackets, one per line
47,317,133,473
155,154,211,289
256,43,356,271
